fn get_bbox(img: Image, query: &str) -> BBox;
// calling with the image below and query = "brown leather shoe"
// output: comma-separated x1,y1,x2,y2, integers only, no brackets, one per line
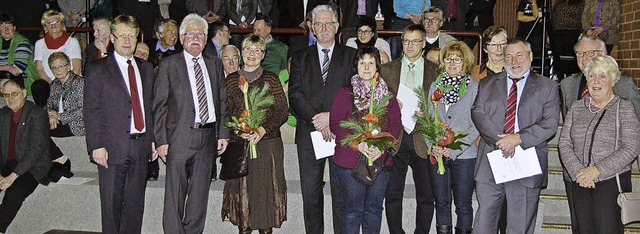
258,228,273,234
239,227,252,234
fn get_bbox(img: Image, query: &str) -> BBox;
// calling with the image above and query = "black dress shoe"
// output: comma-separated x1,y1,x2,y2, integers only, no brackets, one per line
49,160,74,182
147,170,159,181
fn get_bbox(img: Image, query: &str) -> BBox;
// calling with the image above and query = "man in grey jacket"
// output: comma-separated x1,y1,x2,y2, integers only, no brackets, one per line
558,35,640,234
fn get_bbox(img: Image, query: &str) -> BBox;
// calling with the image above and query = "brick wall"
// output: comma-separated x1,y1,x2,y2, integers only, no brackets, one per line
613,0,640,88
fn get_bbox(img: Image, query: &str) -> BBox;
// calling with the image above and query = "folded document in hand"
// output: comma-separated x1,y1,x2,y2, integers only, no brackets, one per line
487,146,542,184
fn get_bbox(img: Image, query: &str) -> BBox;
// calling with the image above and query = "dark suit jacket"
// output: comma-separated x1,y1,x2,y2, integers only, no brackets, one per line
278,0,327,28
0,101,51,182
289,43,356,145
430,0,471,30
471,72,560,188
340,0,378,28
84,54,155,164
380,58,439,158
153,52,230,152
287,34,312,58
146,38,184,68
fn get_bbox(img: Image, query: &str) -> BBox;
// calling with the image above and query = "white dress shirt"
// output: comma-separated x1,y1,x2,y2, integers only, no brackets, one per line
184,51,217,124
114,52,146,134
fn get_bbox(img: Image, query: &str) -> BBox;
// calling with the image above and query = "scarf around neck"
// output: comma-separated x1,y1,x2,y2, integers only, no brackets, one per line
435,71,470,106
44,32,70,50
351,73,390,111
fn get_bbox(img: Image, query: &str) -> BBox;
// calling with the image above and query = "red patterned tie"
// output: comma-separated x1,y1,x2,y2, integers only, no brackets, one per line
580,85,590,99
127,60,144,131
504,77,522,134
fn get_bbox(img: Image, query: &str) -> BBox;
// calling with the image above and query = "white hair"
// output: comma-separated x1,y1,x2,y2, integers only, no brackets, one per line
311,5,338,23
179,14,208,37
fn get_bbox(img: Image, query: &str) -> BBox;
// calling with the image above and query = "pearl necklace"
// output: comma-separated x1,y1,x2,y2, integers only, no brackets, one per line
587,95,614,113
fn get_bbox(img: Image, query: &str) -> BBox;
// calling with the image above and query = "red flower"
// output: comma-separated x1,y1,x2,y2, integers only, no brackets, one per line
437,128,456,146
238,75,248,93
431,88,443,102
362,113,379,124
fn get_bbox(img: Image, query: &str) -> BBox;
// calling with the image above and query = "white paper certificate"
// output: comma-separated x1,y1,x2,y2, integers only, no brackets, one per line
311,131,335,160
397,84,420,133
487,146,542,184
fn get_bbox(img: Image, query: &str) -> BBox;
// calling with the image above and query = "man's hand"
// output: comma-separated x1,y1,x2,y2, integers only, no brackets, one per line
586,26,604,37
150,142,158,161
0,173,17,191
496,134,522,157
156,144,169,162
92,148,109,168
218,139,229,155
312,112,330,132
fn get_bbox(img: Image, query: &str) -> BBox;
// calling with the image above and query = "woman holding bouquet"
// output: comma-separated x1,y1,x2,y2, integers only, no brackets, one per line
221,35,288,234
427,41,479,234
330,47,402,234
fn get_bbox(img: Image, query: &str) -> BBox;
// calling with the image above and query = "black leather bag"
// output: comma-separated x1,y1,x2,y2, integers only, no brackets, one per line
219,140,249,180
351,153,388,186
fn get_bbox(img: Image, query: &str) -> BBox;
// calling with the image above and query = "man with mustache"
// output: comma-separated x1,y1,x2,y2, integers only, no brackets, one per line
153,13,229,233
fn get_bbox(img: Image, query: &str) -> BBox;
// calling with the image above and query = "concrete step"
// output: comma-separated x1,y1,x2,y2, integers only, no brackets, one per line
541,215,640,233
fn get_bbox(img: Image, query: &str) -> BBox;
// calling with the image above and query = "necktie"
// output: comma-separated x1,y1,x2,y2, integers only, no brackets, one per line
446,0,457,19
407,63,416,88
580,85,590,99
321,48,330,84
127,60,144,131
504,77,522,134
193,57,209,123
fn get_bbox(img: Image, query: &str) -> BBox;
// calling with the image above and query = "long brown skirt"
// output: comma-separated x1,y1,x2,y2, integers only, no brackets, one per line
221,137,287,229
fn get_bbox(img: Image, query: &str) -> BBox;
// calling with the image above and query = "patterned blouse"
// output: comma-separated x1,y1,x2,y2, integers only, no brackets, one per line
45,73,85,136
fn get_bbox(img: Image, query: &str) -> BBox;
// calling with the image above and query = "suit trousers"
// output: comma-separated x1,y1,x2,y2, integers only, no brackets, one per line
297,143,341,234
97,137,149,234
163,127,216,234
49,124,74,161
570,171,631,234
473,180,541,234
0,161,39,233
385,133,434,234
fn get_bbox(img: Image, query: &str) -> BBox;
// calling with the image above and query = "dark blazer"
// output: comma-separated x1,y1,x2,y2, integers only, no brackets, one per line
560,73,640,118
84,54,155,164
153,52,230,149
380,58,439,158
0,101,51,183
287,35,312,58
146,38,184,68
471,72,560,188
289,43,356,145
278,0,327,28
340,0,378,28
430,0,471,30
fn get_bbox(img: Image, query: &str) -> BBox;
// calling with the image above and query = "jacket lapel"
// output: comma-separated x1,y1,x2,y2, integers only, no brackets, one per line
15,102,30,140
178,53,196,112
518,73,538,117
0,109,9,158
107,55,132,98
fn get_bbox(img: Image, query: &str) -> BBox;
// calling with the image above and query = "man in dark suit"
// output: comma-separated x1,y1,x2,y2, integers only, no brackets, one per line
0,78,50,233
203,21,231,59
339,0,378,28
471,38,560,234
289,5,356,234
154,14,229,234
380,24,438,234
278,0,327,28
84,15,155,234
114,0,160,40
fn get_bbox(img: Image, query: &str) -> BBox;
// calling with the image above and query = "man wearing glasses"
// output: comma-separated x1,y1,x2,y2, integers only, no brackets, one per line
558,35,640,233
380,24,439,234
422,7,457,52
289,4,356,234
0,78,50,234
84,14,156,234
154,14,229,233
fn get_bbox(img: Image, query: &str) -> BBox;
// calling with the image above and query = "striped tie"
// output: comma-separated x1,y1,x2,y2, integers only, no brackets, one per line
580,85,590,99
193,57,209,123
504,77,522,134
321,48,330,84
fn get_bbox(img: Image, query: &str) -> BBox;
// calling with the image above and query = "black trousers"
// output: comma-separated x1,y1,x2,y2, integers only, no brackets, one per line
570,171,631,234
385,132,435,234
297,142,341,234
0,160,39,233
49,124,74,161
97,137,149,234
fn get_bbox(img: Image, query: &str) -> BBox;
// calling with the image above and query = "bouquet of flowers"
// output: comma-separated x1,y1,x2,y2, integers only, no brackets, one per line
413,87,468,174
340,73,398,166
224,76,274,159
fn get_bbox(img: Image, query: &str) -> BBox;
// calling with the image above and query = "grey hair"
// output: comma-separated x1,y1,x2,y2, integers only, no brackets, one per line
505,37,532,53
574,35,607,53
156,18,178,38
220,44,240,59
311,5,338,23
423,7,444,20
179,14,208,36
584,55,621,84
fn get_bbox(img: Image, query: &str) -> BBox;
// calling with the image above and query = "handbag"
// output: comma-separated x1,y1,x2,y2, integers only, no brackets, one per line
613,100,640,225
219,140,249,180
352,152,389,186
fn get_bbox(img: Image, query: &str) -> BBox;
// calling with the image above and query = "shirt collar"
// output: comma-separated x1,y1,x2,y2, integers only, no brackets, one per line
155,40,175,52
402,56,425,69
316,42,335,56
183,50,203,61
114,51,134,64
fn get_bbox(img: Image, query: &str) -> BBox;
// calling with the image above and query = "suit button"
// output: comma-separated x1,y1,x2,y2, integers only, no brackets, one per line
448,116,452,119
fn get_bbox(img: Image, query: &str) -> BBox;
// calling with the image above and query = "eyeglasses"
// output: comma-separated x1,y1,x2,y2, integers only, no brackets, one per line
222,57,239,63
357,30,373,35
486,43,507,48
2,91,20,99
423,17,441,24
444,57,463,64
402,39,424,45
575,50,603,57
183,32,206,38
51,64,69,71
243,47,264,55
47,20,61,26
0,23,13,29
312,21,337,29
112,34,136,41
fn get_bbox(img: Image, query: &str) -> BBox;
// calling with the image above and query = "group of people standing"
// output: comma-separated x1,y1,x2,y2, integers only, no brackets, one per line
0,2,638,234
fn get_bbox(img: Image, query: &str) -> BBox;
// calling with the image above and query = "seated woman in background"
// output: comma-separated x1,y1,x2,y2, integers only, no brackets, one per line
33,10,82,108
330,47,402,233
559,55,640,233
45,52,84,181
0,12,38,93
345,16,391,64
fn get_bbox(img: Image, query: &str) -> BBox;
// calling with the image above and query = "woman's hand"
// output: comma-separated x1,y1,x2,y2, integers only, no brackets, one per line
240,126,266,143
48,110,60,129
358,142,383,162
586,26,604,37
431,146,452,158
576,166,600,188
